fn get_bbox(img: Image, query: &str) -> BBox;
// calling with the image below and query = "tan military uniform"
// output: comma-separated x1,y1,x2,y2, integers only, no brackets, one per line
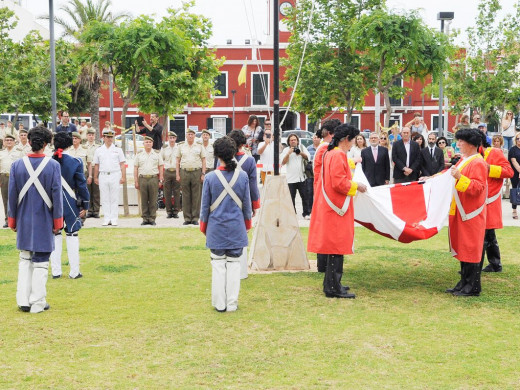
177,142,206,223
134,150,164,223
161,143,181,216
0,127,19,146
67,145,89,174
79,125,89,142
15,142,31,156
86,141,101,216
0,147,22,224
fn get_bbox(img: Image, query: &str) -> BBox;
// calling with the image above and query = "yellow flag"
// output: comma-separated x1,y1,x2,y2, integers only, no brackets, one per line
238,62,247,86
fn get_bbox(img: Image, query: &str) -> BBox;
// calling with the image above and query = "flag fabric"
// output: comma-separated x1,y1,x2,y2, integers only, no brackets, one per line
352,165,454,243
238,62,247,86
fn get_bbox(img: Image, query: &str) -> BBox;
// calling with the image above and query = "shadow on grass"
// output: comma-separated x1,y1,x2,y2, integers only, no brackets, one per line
97,265,139,273
0,279,14,285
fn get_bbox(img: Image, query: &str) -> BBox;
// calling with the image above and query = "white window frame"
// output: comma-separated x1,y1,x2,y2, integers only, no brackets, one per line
168,114,187,136
343,114,361,130
251,72,270,107
210,115,228,134
214,71,228,99
431,114,442,131
384,113,402,128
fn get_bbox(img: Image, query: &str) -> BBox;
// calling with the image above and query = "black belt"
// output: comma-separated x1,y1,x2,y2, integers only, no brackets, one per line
139,175,157,178
182,168,200,172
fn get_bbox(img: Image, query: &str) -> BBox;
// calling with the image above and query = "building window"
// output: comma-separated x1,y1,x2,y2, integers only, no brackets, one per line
252,73,269,106
432,114,442,131
389,79,403,107
214,72,227,98
344,114,361,130
212,117,227,134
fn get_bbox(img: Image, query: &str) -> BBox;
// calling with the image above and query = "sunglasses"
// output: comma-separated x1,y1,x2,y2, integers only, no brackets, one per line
264,123,271,126
438,141,446,144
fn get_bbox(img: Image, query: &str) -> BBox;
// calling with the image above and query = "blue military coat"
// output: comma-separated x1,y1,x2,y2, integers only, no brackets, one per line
8,154,63,252
60,153,90,233
200,167,252,250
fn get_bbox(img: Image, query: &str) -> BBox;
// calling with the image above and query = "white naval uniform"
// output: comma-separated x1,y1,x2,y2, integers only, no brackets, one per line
93,144,126,225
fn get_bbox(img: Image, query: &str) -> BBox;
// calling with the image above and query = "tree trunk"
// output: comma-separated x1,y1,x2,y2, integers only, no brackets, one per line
120,98,131,217
90,76,101,141
383,90,392,127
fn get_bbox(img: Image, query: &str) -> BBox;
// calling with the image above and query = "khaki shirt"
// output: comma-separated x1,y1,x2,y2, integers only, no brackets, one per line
0,127,19,142
160,143,178,170
44,145,53,157
86,141,101,164
202,142,214,169
15,143,31,156
0,147,22,174
67,145,88,172
134,150,164,175
79,125,89,141
177,142,206,169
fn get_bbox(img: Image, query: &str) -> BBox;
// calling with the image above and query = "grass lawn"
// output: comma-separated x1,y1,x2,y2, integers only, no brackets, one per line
1,226,519,389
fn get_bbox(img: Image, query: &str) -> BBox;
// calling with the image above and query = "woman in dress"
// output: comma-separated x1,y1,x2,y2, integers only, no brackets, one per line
437,136,456,169
241,115,263,162
347,134,366,162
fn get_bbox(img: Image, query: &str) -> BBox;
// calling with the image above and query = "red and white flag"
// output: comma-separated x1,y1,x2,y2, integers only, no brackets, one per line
352,166,454,243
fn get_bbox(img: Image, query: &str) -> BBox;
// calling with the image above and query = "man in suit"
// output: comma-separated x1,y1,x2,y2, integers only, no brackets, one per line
420,132,445,177
361,132,390,186
392,127,421,183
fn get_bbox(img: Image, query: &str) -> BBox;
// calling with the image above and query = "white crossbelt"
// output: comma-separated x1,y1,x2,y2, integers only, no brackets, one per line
453,154,486,221
210,170,242,212
18,156,52,209
486,190,501,205
61,177,77,200
320,151,351,216
235,155,247,171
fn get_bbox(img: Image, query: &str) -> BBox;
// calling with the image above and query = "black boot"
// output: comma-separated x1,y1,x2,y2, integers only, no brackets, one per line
317,254,327,273
453,262,481,296
445,262,464,293
333,255,350,292
482,229,502,272
323,255,355,298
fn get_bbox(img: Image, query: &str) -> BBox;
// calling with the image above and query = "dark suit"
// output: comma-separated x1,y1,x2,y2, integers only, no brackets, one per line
392,139,421,183
361,146,390,187
420,146,445,177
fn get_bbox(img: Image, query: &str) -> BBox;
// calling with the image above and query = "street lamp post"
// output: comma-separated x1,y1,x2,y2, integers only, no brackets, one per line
231,89,236,130
437,12,454,138
49,0,57,132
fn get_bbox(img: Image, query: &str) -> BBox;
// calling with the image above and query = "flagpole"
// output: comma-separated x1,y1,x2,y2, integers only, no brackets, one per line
273,0,280,176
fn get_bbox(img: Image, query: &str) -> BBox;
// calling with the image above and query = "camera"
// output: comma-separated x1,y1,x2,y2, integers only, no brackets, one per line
266,133,271,139
293,147,301,154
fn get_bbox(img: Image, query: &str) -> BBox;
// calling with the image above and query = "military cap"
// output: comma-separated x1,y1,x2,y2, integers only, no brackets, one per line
102,128,115,137
18,128,28,133
187,128,196,134
87,128,96,134
4,133,15,140
168,131,177,137
71,131,81,138
144,136,154,142
201,129,211,135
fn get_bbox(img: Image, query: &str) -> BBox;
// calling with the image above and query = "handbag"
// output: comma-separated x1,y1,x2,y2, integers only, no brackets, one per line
510,186,520,205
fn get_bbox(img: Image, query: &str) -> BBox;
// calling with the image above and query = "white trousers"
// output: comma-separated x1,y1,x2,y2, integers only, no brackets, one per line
50,234,63,277
17,251,48,313
99,172,120,224
49,234,81,278
211,253,241,312
239,247,248,280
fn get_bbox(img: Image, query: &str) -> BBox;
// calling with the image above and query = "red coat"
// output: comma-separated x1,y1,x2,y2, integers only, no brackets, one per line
313,142,328,193
448,154,488,263
483,147,513,229
308,148,358,255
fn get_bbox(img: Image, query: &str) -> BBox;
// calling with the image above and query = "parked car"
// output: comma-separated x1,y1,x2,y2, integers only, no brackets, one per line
195,129,226,140
115,132,145,151
281,130,314,148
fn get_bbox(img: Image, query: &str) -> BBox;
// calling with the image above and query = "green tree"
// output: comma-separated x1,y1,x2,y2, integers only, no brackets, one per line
79,2,222,215
41,0,130,133
0,8,76,123
351,9,450,127
443,0,520,130
282,0,384,124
